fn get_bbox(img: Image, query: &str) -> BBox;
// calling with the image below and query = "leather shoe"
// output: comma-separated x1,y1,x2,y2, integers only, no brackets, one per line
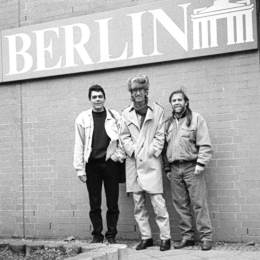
107,237,116,244
91,236,104,243
160,239,171,251
136,238,153,250
201,240,212,251
174,238,195,249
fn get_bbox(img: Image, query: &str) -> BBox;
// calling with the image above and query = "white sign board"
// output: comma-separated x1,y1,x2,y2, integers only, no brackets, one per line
0,0,258,82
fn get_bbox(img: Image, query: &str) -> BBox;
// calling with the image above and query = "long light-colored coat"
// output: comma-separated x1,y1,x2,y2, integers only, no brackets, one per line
120,101,165,194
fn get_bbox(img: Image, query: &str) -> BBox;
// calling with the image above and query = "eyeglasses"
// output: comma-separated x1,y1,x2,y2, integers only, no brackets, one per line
130,87,145,93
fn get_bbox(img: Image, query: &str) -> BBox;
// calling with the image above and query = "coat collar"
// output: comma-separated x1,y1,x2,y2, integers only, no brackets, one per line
128,100,154,112
127,100,155,128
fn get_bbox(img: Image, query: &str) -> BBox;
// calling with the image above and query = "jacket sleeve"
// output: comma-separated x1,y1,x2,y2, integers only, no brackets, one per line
119,115,135,157
73,116,86,176
196,115,213,166
161,117,170,172
114,138,126,162
151,110,166,158
162,141,171,172
110,110,126,161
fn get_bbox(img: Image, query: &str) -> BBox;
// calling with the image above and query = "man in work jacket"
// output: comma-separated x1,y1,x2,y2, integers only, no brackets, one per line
164,89,213,251
120,75,171,251
73,84,124,244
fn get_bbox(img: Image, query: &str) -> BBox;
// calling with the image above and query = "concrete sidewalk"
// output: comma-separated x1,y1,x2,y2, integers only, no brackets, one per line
1,238,260,260
126,244,260,260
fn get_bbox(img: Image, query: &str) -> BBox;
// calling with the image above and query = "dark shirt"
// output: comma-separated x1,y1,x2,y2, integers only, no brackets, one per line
135,110,146,129
89,110,110,160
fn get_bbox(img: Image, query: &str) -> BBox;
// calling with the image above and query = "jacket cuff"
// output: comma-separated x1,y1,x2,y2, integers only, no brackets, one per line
154,149,161,158
164,166,171,173
196,161,205,167
77,170,86,177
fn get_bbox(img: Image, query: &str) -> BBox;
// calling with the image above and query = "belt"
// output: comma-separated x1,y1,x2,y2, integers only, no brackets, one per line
88,157,106,163
172,160,196,164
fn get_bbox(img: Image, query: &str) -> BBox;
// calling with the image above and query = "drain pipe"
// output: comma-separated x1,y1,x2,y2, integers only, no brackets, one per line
17,0,26,239
19,83,26,239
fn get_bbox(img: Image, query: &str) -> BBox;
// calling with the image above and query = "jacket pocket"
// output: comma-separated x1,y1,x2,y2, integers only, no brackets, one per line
180,126,196,141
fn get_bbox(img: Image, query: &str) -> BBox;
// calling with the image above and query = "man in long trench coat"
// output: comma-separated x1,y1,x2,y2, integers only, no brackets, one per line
120,74,171,251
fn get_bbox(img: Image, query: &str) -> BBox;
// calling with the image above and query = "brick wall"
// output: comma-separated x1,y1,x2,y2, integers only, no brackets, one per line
0,83,23,238
0,0,260,242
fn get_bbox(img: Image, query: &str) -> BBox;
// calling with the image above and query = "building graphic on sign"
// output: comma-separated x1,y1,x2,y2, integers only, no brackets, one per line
191,0,254,49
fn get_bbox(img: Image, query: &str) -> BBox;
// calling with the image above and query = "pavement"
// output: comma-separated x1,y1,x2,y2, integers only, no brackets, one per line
1,238,260,260
126,246,260,260
126,242,260,260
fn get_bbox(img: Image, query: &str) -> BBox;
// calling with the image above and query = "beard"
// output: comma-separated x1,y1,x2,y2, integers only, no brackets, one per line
173,105,185,113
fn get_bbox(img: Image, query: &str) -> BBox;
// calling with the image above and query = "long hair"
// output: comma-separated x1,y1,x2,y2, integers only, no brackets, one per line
168,89,192,127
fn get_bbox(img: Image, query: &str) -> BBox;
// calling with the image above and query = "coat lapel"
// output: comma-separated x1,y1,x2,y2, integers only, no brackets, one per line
127,106,140,130
135,103,154,154
143,107,154,124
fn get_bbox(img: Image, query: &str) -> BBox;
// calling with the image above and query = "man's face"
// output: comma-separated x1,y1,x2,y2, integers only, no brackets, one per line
90,91,105,112
130,83,147,103
170,93,187,114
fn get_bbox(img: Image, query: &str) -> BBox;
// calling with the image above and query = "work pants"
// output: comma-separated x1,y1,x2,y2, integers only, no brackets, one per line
86,159,119,239
168,161,212,241
133,192,171,240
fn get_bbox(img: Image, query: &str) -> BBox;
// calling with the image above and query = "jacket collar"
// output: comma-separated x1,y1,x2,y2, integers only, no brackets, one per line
87,107,113,120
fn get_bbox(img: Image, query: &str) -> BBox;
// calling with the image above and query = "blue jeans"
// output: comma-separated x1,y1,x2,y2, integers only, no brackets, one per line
168,161,212,241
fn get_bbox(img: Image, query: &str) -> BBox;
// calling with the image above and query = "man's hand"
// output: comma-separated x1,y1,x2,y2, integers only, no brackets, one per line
194,165,204,175
118,157,124,163
166,171,171,180
148,145,155,157
110,154,118,162
78,175,87,183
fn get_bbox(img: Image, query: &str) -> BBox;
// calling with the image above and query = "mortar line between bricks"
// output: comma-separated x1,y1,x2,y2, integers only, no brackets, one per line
18,0,21,27
0,31,2,83
19,83,25,238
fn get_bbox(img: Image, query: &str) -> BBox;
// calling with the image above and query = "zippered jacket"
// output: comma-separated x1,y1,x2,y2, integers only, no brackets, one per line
73,108,124,176
165,112,212,168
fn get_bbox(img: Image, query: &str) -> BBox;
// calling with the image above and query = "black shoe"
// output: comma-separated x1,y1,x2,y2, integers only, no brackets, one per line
136,238,153,250
201,240,212,251
160,239,171,251
107,237,116,244
91,236,104,243
174,238,195,249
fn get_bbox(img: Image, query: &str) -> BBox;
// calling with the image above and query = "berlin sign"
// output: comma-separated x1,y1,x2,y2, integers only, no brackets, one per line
0,0,258,82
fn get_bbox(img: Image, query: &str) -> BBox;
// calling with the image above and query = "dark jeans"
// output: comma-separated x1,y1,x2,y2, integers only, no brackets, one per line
86,158,119,239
